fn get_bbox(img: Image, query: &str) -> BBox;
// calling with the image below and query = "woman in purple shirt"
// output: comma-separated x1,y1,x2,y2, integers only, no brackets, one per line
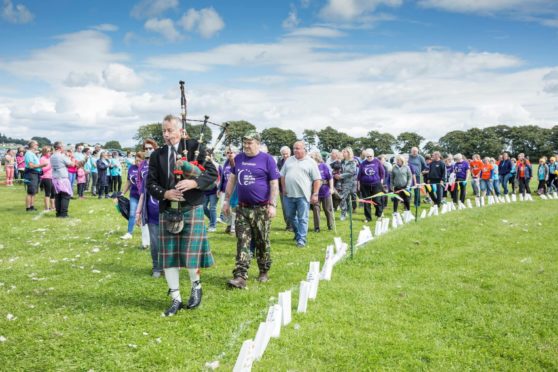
357,148,385,222
135,140,163,277
451,153,470,204
310,151,334,232
121,152,143,240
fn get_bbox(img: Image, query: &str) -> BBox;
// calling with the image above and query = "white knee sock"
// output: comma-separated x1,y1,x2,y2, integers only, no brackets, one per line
188,268,201,288
164,268,181,302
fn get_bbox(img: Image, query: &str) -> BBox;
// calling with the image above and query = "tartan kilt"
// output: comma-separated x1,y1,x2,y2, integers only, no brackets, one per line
159,204,214,269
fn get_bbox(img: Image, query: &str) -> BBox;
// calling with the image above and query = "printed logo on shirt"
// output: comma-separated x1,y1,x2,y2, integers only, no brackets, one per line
364,167,376,176
237,169,255,186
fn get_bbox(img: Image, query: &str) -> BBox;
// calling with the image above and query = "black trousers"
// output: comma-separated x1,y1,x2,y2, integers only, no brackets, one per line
360,183,384,220
392,187,410,212
427,179,443,206
55,191,71,217
518,177,531,195
450,179,467,204
77,183,86,197
111,175,122,193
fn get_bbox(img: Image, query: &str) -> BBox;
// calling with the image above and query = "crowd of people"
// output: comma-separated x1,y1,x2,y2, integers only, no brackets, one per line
3,120,558,317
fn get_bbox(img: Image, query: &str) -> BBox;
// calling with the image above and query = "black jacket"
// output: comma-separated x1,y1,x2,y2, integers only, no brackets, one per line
428,160,446,181
147,139,217,212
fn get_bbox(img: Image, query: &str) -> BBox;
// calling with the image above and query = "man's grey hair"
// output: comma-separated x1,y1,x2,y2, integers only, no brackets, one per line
162,114,181,129
280,146,291,155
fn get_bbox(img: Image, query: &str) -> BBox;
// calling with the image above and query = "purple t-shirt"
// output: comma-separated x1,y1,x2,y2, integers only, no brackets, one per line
220,160,233,193
138,160,159,225
318,163,332,198
358,159,384,185
231,152,279,204
128,164,140,199
454,161,469,180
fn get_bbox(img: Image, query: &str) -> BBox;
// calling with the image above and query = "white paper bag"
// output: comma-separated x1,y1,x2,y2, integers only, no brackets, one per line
253,322,271,361
466,199,473,208
297,281,310,313
420,209,427,219
233,339,254,372
278,291,292,326
511,193,517,202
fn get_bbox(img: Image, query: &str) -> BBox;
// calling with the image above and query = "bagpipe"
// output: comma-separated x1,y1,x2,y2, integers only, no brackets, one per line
174,80,229,180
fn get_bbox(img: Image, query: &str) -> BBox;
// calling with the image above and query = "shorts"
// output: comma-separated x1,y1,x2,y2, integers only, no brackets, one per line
41,178,56,198
26,172,40,195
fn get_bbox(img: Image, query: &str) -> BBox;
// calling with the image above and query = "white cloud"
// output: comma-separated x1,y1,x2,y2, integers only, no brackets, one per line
144,17,181,41
92,24,118,32
130,0,178,19
286,26,346,38
0,30,128,84
418,0,540,13
282,5,300,29
178,7,224,38
418,0,558,28
2,0,34,24
543,69,558,94
103,63,143,91
319,0,402,21
301,0,311,8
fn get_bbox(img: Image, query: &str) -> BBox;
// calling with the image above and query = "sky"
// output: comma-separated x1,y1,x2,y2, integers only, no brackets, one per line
1,0,558,148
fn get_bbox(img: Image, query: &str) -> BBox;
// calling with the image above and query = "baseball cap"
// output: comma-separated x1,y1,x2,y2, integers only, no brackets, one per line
243,130,261,142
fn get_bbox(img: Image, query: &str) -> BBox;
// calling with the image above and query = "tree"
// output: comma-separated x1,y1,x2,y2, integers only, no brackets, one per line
261,127,297,155
422,141,443,155
187,123,212,145
316,126,354,152
439,130,468,155
508,125,553,159
395,132,424,153
134,123,164,147
31,136,52,148
302,129,318,147
364,130,396,155
104,140,122,150
225,121,257,148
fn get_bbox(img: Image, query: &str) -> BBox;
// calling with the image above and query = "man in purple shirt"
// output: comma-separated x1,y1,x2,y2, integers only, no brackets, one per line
357,149,385,222
223,130,280,289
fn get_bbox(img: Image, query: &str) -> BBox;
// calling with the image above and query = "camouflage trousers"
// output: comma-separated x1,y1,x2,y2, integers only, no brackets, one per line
233,205,272,280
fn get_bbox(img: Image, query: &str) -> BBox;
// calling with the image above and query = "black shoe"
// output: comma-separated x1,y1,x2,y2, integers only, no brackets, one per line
162,298,183,317
186,282,202,309
314,227,320,233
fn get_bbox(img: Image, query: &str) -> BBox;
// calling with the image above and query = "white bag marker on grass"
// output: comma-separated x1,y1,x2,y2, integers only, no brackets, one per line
333,237,343,252
297,281,311,313
307,262,320,300
475,197,480,207
356,226,373,246
512,194,517,202
278,291,292,326
381,218,389,234
540,194,548,200
374,221,381,236
395,213,404,226
267,304,282,339
525,193,533,201
519,193,524,201
233,339,254,372
420,209,427,219
320,246,334,281
253,322,271,361
466,199,473,208
505,195,511,203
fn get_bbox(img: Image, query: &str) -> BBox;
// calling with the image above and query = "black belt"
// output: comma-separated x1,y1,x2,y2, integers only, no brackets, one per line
239,202,269,208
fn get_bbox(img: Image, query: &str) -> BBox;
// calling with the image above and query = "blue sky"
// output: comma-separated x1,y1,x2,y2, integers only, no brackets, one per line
1,0,557,147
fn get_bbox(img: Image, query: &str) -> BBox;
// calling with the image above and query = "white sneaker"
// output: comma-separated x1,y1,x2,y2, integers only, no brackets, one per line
121,233,132,240
208,227,216,232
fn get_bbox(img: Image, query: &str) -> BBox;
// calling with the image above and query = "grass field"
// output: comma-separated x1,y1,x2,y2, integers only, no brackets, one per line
0,178,557,371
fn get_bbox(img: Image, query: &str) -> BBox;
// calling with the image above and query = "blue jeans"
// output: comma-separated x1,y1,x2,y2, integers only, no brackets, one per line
68,172,76,188
203,193,218,228
284,197,310,245
492,178,500,196
127,196,139,234
500,174,512,195
480,179,493,195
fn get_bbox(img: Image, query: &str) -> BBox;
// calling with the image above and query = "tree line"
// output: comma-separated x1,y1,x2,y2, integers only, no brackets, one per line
134,122,558,160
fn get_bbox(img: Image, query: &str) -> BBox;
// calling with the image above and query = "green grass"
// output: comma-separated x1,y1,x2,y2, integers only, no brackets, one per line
0,180,557,371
